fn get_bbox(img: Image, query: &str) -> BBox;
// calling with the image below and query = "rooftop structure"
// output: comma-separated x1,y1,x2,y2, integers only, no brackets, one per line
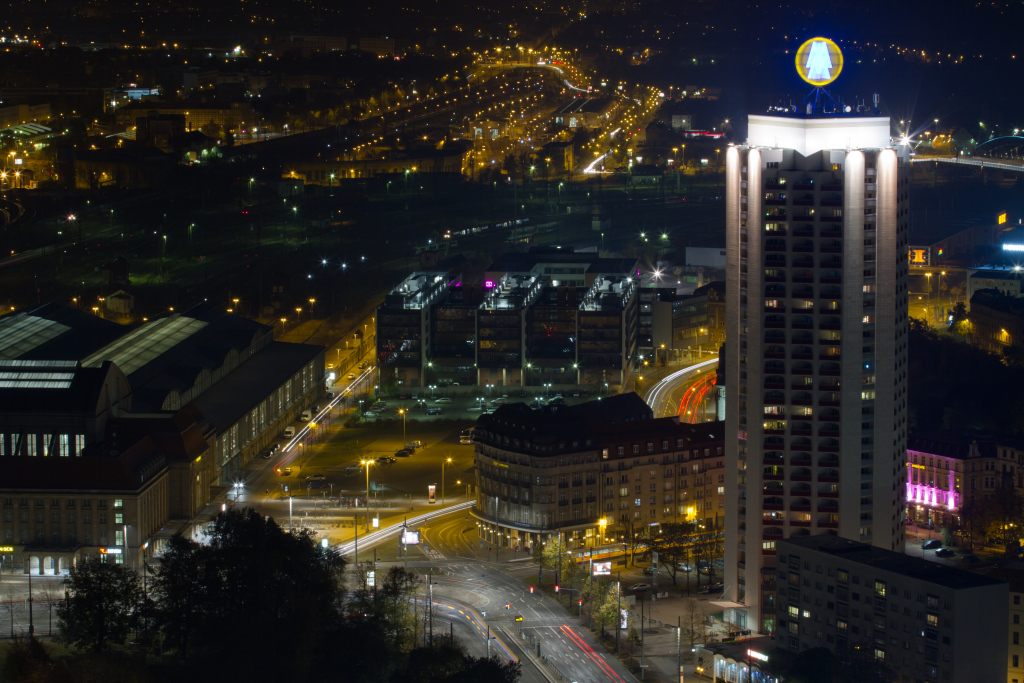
0,305,124,361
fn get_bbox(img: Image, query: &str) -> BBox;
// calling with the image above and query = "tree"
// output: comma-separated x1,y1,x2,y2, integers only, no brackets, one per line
57,558,141,653
647,521,695,586
593,583,621,636
150,507,346,678
986,477,1024,554
679,598,707,659
693,530,723,586
616,517,647,566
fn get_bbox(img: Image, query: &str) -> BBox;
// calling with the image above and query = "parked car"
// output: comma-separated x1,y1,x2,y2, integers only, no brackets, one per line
306,473,326,481
300,409,312,422
345,465,360,476
363,411,379,419
467,405,484,413
548,397,566,406
411,394,419,400
395,449,413,458
259,449,273,459
922,539,943,550
405,441,423,449
284,426,296,438
358,361,369,370
629,583,651,592
435,397,452,404
348,373,356,381
491,397,508,406
935,548,955,558
426,407,443,415
963,554,981,564
376,455,396,465
642,566,657,576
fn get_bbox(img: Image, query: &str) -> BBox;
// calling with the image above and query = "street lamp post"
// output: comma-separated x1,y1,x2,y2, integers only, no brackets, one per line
441,457,452,505
361,460,374,532
399,408,406,443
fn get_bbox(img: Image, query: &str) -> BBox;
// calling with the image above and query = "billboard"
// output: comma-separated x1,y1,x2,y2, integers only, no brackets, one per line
620,608,629,629
401,530,420,546
428,484,436,504
593,561,612,576
367,570,376,587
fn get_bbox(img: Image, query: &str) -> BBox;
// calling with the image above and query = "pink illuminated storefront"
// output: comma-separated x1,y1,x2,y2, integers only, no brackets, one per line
906,449,962,528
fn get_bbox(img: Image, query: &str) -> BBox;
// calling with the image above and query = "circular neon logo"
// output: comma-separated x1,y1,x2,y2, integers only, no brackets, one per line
795,37,843,87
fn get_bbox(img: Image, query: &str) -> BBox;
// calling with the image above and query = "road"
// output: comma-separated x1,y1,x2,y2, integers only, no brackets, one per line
642,358,719,418
411,511,635,683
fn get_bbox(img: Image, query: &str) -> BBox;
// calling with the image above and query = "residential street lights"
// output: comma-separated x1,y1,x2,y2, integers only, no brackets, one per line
399,408,406,443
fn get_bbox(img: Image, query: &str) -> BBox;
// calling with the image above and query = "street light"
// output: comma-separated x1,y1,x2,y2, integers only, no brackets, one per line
399,408,406,443
442,457,452,505
360,459,374,532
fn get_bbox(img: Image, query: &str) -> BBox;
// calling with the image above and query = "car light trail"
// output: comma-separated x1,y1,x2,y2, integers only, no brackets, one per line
334,500,474,557
280,364,375,456
584,153,610,174
560,624,623,681
434,598,518,664
644,358,718,414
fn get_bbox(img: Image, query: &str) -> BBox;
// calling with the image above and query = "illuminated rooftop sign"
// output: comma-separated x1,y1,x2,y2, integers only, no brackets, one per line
1003,244,1024,252
795,37,843,87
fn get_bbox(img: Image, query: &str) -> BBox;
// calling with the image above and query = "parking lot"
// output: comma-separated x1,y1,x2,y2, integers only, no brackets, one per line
359,388,605,422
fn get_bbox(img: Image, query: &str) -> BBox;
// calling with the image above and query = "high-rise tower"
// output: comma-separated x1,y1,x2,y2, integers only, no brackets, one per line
722,111,911,634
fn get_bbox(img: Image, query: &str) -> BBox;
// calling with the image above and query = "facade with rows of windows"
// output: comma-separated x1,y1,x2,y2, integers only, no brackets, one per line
472,393,725,552
776,535,1007,683
724,113,912,634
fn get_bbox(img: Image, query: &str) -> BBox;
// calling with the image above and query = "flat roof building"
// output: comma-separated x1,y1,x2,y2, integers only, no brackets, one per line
775,535,1008,683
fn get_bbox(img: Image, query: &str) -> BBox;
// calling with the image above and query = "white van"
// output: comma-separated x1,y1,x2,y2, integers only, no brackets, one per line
300,409,312,422
284,426,296,438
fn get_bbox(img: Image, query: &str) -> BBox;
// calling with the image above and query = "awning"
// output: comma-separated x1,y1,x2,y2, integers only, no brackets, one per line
709,600,747,610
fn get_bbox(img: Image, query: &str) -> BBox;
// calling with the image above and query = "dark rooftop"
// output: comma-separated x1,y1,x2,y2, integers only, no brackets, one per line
0,360,128,415
191,341,323,432
780,536,1007,591
82,303,273,412
907,430,1004,459
971,288,1024,315
971,268,1024,283
0,304,125,361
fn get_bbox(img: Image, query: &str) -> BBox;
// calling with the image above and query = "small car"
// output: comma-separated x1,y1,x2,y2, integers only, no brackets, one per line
922,539,943,550
395,449,413,457
307,473,326,481
935,548,955,558
642,566,657,576
284,426,296,437
435,397,452,404
363,411,378,419
405,441,423,449
629,583,651,592
348,373,356,380
962,554,981,564
426,407,443,415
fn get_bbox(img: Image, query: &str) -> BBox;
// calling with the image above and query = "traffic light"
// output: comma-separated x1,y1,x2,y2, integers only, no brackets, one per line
554,584,560,593
529,586,535,594
578,600,583,606
506,603,511,610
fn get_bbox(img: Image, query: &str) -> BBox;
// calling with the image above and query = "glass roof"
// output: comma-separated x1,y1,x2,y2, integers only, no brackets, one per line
0,314,71,359
82,314,208,376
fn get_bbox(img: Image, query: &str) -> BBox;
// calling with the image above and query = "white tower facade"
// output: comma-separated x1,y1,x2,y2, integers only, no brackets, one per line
722,115,910,634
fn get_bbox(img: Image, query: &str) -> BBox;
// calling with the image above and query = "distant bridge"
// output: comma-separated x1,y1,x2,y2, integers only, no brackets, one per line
911,155,1024,173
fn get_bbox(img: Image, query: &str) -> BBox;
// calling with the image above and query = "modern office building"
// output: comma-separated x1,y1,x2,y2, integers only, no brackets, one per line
723,111,911,633
472,393,725,552
775,536,1007,683
377,251,640,390
984,565,1024,683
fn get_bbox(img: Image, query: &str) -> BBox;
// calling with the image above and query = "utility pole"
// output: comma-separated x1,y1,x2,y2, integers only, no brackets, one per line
677,615,682,676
